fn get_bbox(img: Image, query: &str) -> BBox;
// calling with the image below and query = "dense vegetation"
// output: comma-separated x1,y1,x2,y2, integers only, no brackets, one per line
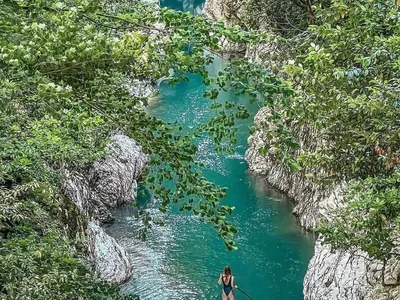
235,0,400,279
222,0,329,36
245,0,318,34
0,0,269,297
1,0,400,297
306,1,400,278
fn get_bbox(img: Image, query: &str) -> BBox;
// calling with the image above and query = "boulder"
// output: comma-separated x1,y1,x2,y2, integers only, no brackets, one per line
63,134,148,223
304,240,400,300
62,134,147,284
86,222,132,284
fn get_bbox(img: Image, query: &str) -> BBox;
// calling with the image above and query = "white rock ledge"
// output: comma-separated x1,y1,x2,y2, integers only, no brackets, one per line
63,134,147,284
87,221,133,284
304,240,400,300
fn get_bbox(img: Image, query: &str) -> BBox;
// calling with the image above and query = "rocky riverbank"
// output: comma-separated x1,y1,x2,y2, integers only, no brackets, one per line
246,108,400,300
203,0,400,298
58,1,157,284
62,134,148,284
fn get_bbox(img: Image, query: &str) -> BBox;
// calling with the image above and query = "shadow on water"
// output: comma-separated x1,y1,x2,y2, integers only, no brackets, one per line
105,2,315,300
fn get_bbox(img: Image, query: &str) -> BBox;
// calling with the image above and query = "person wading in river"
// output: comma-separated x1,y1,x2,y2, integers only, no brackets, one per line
218,266,237,300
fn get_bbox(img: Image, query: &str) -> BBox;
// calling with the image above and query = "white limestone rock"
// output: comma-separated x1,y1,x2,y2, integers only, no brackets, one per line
127,79,156,100
202,0,247,55
63,134,148,222
304,239,400,300
91,134,148,210
305,240,375,300
63,134,147,284
63,170,113,223
202,0,226,20
245,107,345,230
86,221,132,284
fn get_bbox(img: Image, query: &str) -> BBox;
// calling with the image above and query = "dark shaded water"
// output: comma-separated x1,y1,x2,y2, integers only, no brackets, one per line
160,0,205,14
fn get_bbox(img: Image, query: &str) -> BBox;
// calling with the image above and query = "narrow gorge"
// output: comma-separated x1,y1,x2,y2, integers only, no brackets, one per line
106,35,314,299
1,0,399,299
203,0,400,299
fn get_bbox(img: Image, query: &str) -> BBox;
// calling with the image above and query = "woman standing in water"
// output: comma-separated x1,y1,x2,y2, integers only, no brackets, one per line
218,266,236,300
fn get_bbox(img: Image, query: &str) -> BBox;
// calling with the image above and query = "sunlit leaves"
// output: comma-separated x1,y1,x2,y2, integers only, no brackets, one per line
273,0,400,263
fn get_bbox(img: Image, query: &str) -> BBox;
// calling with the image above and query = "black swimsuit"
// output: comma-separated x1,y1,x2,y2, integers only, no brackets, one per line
222,276,233,296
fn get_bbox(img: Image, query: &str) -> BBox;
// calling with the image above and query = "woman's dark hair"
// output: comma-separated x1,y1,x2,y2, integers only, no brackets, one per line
224,266,232,276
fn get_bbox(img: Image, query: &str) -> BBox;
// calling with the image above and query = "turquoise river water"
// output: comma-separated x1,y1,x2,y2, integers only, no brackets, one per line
106,1,315,299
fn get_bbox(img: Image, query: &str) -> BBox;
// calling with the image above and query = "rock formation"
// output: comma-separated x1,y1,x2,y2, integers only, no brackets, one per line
86,221,133,284
304,240,400,300
202,0,248,55
62,134,148,284
245,108,400,299
245,107,345,230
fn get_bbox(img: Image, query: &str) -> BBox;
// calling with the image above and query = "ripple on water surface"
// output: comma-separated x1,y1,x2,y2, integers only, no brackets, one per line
107,24,315,299
107,205,210,299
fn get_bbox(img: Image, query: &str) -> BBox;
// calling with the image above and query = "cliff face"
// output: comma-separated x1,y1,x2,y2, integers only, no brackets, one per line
203,1,400,299
62,134,148,284
245,109,400,300
86,221,133,284
245,108,345,231
202,0,247,54
202,0,226,20
305,241,400,300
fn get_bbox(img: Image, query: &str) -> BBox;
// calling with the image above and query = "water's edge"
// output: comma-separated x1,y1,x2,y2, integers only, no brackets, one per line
107,32,315,298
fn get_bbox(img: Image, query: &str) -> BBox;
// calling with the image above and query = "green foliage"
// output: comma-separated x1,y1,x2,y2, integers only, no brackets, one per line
210,0,400,273
201,59,299,166
260,0,400,263
283,0,400,182
0,182,137,299
223,0,400,265
0,0,280,297
245,0,316,34
318,174,400,262
5,0,399,295
1,231,136,299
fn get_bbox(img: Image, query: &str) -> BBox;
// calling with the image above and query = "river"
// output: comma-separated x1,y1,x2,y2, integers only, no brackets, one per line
105,1,315,299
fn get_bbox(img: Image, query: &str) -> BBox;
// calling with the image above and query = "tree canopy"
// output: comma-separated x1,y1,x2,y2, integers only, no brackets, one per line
0,0,272,297
2,0,400,297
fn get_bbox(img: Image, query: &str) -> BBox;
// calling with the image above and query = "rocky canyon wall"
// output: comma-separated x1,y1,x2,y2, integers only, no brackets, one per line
203,1,400,299
62,134,148,284
246,108,400,300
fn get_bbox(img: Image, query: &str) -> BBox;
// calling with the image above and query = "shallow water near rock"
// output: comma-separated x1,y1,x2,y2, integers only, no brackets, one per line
105,2,315,299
